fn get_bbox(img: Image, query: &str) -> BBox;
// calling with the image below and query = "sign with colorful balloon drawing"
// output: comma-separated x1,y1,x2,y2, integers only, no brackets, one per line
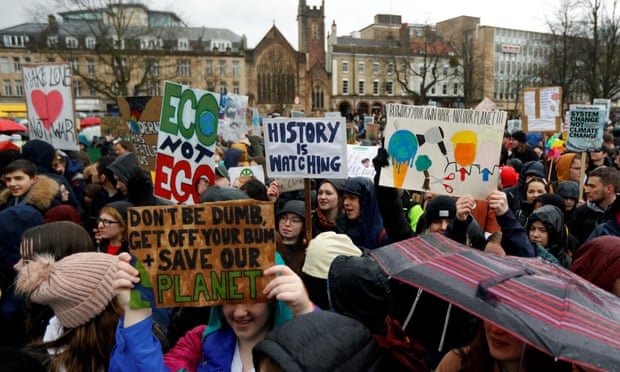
380,104,506,199
154,82,218,205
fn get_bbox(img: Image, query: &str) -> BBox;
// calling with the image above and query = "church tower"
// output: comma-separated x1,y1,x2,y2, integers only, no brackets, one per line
297,0,325,69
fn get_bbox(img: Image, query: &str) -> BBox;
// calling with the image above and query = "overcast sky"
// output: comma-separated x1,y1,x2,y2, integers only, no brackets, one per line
1,0,555,48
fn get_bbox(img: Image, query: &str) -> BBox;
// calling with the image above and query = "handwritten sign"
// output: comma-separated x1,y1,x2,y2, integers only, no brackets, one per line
566,105,606,152
155,81,217,204
118,96,162,172
380,104,506,199
219,93,249,143
22,64,78,150
347,145,377,178
128,200,276,307
521,86,562,132
228,165,265,185
264,117,348,178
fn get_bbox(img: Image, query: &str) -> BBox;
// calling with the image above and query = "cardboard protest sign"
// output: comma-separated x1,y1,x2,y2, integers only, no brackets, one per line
22,64,78,150
380,104,506,199
228,165,265,185
118,96,162,172
219,93,249,143
347,145,377,178
275,178,304,192
155,82,218,204
264,117,348,178
128,200,276,308
521,86,562,132
566,105,606,152
100,116,129,138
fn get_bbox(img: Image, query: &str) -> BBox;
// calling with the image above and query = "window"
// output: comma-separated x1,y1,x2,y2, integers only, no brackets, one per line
373,80,379,95
112,37,124,49
358,80,365,95
358,62,365,74
401,63,408,75
312,83,324,110
220,83,227,94
233,82,240,94
73,80,81,97
342,79,349,94
177,60,191,76
85,37,96,49
3,35,28,48
442,84,447,95
443,67,448,76
70,58,79,73
89,86,97,97
431,86,436,94
47,57,55,63
146,59,160,77
387,63,394,74
232,61,239,77
87,59,95,75
342,61,349,73
0,58,8,73
12,57,20,73
312,24,319,40
15,80,23,96
453,83,458,95
66,36,78,49
178,38,190,51
373,62,379,74
386,80,394,96
3,80,12,96
206,60,213,76
219,61,226,76
47,36,58,48
145,80,161,96
210,39,232,50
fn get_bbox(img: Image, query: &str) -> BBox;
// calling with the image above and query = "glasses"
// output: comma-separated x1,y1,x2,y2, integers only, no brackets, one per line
279,215,303,224
97,218,120,227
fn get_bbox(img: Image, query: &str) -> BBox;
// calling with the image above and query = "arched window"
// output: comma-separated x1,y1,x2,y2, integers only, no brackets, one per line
312,82,324,110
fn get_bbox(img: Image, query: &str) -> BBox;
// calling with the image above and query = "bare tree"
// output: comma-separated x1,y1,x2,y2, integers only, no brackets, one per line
543,0,584,110
32,0,181,100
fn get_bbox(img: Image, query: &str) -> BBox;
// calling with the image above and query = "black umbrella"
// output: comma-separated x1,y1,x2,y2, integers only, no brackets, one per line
369,233,620,371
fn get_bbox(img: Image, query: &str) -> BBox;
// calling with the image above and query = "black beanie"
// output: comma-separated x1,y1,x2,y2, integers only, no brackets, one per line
424,195,456,223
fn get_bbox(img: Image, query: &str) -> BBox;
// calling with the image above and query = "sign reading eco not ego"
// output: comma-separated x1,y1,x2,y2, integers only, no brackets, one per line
128,200,276,307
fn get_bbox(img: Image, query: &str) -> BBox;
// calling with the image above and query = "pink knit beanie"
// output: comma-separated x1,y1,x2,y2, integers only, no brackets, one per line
15,252,118,328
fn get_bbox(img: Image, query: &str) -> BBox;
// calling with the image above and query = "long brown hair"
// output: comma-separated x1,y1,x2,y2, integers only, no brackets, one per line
41,298,123,372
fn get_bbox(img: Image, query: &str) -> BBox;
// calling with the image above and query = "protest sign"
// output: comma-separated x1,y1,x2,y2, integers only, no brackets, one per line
347,145,377,178
264,117,348,178
228,165,265,185
128,200,276,308
100,116,129,138
155,81,217,204
22,64,78,150
275,178,305,192
521,86,562,132
566,105,606,152
219,93,249,143
380,104,506,199
118,96,162,172
593,98,611,120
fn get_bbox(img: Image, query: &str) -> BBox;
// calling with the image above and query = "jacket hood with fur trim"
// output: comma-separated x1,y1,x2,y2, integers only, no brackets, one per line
0,175,61,213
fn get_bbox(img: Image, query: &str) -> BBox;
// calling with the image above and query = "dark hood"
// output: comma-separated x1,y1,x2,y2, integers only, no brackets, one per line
253,311,387,372
21,139,56,174
517,160,544,190
106,152,155,206
571,235,620,292
338,177,385,249
526,204,567,256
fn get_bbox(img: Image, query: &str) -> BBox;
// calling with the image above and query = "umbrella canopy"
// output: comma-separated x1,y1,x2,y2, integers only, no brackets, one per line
0,118,27,133
369,233,620,371
80,116,100,128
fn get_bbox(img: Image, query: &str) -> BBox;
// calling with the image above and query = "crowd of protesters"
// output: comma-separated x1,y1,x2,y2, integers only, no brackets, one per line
0,119,618,372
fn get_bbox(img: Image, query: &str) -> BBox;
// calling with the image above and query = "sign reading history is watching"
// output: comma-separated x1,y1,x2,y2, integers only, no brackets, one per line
128,200,276,308
263,117,348,179
155,81,218,204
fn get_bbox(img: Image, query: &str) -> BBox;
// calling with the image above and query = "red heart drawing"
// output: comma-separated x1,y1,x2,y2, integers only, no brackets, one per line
31,89,63,130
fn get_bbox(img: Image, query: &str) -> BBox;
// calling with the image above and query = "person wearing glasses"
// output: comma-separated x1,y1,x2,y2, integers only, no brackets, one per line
94,201,133,255
276,200,307,275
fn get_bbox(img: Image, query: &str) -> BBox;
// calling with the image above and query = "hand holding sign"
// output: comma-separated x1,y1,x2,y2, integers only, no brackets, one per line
113,252,152,327
263,265,314,316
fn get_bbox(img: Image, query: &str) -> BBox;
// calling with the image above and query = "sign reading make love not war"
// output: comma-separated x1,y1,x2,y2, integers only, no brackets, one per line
128,200,276,308
22,64,78,150
380,104,506,200
155,81,218,204
263,117,347,178
566,104,606,152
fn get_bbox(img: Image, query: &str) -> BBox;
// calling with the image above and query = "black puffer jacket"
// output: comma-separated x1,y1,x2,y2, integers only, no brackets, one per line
253,311,388,372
